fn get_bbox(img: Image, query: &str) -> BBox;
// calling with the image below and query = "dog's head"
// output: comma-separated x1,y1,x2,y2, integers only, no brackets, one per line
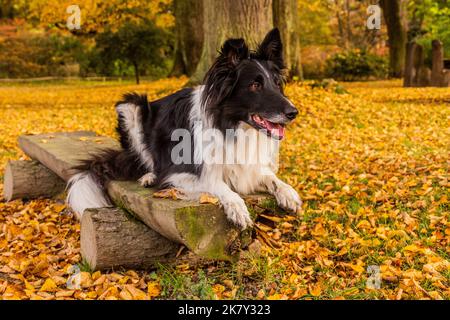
203,28,298,140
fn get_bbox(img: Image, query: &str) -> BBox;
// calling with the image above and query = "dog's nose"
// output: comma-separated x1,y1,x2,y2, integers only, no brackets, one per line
285,107,298,120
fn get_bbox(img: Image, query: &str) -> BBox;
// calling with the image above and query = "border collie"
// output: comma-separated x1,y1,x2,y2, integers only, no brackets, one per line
67,28,302,230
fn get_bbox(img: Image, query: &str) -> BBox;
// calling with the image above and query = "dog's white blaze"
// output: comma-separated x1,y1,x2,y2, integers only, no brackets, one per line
254,60,297,109
254,60,271,81
67,172,111,218
116,103,154,171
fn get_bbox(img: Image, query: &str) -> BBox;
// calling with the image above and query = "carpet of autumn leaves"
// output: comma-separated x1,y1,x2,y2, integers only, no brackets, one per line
0,78,449,300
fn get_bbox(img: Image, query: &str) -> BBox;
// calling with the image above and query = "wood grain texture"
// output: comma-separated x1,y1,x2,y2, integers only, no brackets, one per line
18,131,120,181
81,207,179,270
3,160,65,201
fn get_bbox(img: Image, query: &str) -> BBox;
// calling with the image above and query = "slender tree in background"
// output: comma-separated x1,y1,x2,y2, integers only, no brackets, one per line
380,0,407,77
273,0,303,79
170,0,204,76
96,22,171,84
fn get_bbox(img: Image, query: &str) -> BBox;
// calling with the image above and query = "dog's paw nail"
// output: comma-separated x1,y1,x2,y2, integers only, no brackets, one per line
275,186,302,215
223,200,252,230
138,173,156,187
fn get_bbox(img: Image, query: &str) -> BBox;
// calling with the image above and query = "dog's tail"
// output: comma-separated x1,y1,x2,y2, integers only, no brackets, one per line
67,149,149,218
67,171,111,216
66,149,121,218
67,92,152,218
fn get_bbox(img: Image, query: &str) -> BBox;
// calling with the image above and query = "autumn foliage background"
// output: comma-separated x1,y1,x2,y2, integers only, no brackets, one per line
0,0,449,300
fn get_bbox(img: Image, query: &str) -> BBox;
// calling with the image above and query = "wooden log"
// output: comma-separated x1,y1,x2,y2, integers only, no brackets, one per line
3,160,65,201
107,180,277,261
18,131,121,181
412,44,423,87
409,43,432,87
442,70,450,88
18,131,277,262
404,41,417,87
417,66,431,87
81,207,179,270
431,40,444,87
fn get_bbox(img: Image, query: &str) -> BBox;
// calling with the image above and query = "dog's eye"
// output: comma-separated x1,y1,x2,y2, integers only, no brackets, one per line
250,81,262,91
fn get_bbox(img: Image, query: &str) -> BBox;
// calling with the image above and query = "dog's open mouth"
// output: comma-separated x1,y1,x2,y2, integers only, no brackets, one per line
249,114,286,140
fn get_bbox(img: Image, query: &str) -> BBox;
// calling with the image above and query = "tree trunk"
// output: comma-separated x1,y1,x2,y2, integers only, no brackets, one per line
133,62,140,84
404,41,417,87
170,48,187,77
170,0,204,77
431,40,444,87
273,0,303,79
380,0,407,78
190,0,274,84
334,0,347,49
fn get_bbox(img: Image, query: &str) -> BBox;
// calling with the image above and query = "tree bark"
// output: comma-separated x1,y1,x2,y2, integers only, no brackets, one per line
106,180,275,261
404,41,417,87
3,160,65,201
190,0,274,84
81,207,179,270
380,0,407,78
273,0,303,79
18,131,120,182
431,40,444,87
170,0,204,77
133,62,140,84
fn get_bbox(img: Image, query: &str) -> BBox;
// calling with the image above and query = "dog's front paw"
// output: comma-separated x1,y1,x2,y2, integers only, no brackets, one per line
222,198,253,230
275,185,303,215
138,173,156,187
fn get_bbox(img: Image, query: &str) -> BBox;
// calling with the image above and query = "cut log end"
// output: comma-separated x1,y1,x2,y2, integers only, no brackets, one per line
3,160,66,201
81,207,179,270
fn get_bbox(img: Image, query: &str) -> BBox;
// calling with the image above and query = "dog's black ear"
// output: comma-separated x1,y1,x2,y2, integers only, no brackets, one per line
220,38,249,67
256,28,284,68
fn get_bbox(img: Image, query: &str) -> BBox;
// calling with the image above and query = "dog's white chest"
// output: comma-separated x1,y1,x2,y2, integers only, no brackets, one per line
222,125,280,194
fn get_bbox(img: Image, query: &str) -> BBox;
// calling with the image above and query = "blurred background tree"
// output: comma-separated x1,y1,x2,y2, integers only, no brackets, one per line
380,0,407,77
95,21,172,84
0,0,448,82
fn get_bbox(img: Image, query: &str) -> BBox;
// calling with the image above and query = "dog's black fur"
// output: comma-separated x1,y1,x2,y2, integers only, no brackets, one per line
68,28,302,229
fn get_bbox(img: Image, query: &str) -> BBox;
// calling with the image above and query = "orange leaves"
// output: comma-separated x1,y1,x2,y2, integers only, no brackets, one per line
121,285,148,300
199,193,219,205
342,261,365,274
31,0,175,35
308,283,323,297
1,79,450,300
147,282,161,299
153,188,186,200
40,279,58,292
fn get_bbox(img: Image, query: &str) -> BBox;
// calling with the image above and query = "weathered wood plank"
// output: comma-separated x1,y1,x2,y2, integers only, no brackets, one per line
107,180,276,261
18,131,120,181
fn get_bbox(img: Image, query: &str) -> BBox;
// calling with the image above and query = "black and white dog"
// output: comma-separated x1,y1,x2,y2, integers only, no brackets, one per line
67,28,302,230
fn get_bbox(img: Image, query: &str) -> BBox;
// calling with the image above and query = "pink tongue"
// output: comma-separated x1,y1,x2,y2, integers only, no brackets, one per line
265,120,285,139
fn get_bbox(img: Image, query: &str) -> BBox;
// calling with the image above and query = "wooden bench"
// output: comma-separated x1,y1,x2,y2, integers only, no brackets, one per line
4,131,278,270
